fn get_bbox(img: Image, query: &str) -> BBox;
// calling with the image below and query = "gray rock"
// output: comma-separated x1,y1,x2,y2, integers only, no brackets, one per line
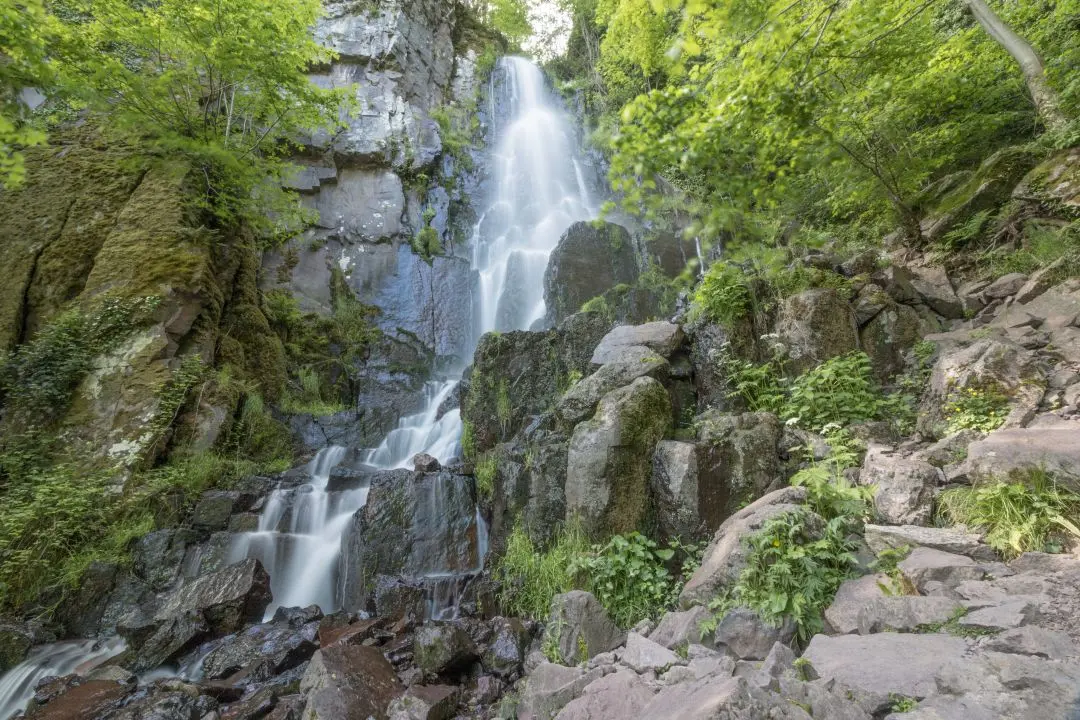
544,591,626,666
712,607,796,661
565,377,671,537
859,446,939,526
860,302,923,380
544,221,639,325
855,595,962,634
155,558,271,636
482,617,529,678
300,644,405,720
774,289,860,374
864,524,997,561
557,350,669,426
958,600,1040,632
0,623,33,672
681,487,810,607
984,273,1029,299
825,574,891,634
132,530,196,591
983,625,1079,660
649,606,713,650
650,441,701,540
387,685,460,720
590,322,685,365
413,623,478,675
618,632,682,673
694,410,785,530
192,491,243,533
909,266,965,319
802,633,971,711
553,668,657,720
853,283,891,326
966,421,1080,493
200,619,319,681
898,547,985,592
411,453,441,472
518,662,604,720
751,642,797,691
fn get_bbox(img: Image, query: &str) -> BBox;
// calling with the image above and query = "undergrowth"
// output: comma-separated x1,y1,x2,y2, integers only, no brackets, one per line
937,471,1080,558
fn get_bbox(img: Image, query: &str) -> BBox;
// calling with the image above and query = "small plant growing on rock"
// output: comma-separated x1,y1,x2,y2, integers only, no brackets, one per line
692,261,753,325
493,523,589,620
474,452,497,501
942,384,1009,435
889,694,919,713
937,471,1080,558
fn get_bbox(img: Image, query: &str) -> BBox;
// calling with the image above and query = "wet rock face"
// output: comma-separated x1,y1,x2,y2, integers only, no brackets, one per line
340,470,481,612
300,644,405,720
544,221,639,326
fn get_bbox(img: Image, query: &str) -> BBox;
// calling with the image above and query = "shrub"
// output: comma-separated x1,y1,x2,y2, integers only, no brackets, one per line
790,428,874,523
720,349,786,414
568,532,697,628
693,261,753,325
937,471,1080,558
493,523,590,620
784,352,883,431
474,452,496,500
942,384,1009,435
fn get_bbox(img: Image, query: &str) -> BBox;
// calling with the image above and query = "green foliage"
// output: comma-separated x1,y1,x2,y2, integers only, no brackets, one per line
474,452,497,501
916,606,998,638
692,262,752,326
785,352,886,431
412,225,442,263
942,384,1009,435
720,349,787,414
0,295,159,429
977,219,1080,283
0,0,55,186
49,0,348,236
890,695,918,713
493,522,590,620
937,471,1080,559
705,434,870,642
568,532,699,628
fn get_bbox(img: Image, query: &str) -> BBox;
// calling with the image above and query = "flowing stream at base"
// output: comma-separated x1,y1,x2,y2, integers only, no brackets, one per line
0,56,597,717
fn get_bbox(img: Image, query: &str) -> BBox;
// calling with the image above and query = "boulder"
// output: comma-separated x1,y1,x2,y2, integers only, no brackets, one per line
191,491,243,533
518,662,604,720
650,441,701,541
966,421,1080,493
909,266,964,319
984,273,1029,299
590,322,685,365
154,559,271,636
412,453,441,472
200,619,319,681
858,446,940,526
557,350,669,426
552,668,657,720
852,284,891,326
462,313,610,454
802,633,971,712
712,608,795,661
855,596,962,634
680,487,810,607
0,622,33,671
387,685,460,720
340,470,480,611
859,303,922,381
774,289,860,374
543,592,626,666
863,524,997,561
544,221,639,325
300,644,404,720
414,623,478,676
824,574,890,635
984,625,1079,660
565,377,672,537
918,337,1044,437
898,547,985,592
694,411,785,530
649,606,713,650
131,529,198,592
481,617,530,678
617,632,682,674
1013,146,1080,210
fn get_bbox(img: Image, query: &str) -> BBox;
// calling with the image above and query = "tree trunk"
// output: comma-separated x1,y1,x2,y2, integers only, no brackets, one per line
963,0,1068,133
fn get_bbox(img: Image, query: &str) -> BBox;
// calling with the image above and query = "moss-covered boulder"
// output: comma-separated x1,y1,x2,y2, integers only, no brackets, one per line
544,221,639,326
0,622,33,672
461,312,610,456
1013,147,1080,217
565,377,672,537
774,289,860,375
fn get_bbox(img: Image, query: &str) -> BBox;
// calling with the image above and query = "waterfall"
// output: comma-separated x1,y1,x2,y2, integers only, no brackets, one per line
227,57,597,617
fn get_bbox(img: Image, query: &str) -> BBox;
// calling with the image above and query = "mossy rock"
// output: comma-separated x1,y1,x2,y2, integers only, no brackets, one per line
1013,147,1080,219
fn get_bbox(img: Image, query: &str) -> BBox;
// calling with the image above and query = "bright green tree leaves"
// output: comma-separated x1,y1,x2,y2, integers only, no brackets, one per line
0,0,57,187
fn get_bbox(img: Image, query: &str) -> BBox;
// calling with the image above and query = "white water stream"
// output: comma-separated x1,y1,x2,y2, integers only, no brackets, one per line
229,57,597,617
0,57,598,714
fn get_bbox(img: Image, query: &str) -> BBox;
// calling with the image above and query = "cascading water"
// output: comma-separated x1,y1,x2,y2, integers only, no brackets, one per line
0,639,124,720
228,56,598,617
